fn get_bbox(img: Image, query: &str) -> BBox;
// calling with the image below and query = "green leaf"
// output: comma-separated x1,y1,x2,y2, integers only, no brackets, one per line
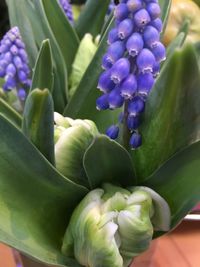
31,40,54,93
32,0,68,113
165,32,186,58
64,18,121,132
0,114,87,267
75,0,110,39
83,135,136,189
41,0,80,74
145,140,200,228
0,98,22,129
159,0,172,36
22,89,55,165
6,0,38,67
132,44,200,181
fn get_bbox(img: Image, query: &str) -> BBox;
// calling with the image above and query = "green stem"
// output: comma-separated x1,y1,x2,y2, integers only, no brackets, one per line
123,100,131,151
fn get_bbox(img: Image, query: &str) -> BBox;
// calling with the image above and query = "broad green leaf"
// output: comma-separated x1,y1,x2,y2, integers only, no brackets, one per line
32,0,68,113
42,0,80,74
75,0,110,39
159,0,172,36
6,0,38,67
69,34,98,97
132,44,200,181
145,140,200,228
31,40,54,93
165,32,186,58
0,98,22,129
22,89,55,165
83,135,136,189
64,18,121,132
0,114,87,267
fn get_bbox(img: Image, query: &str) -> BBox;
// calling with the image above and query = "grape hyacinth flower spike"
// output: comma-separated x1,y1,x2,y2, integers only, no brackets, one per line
97,0,166,149
59,0,74,24
0,26,31,101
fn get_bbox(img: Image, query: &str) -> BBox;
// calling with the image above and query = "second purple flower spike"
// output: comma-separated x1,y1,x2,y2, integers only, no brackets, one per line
0,27,31,101
97,0,166,149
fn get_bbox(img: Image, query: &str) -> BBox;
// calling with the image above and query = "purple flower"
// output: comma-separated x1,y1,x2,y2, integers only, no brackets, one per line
97,0,165,148
59,0,74,24
130,132,142,149
110,58,130,84
106,125,119,139
0,27,31,100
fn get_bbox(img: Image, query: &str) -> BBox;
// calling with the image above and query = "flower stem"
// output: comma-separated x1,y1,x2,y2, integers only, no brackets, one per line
123,100,131,150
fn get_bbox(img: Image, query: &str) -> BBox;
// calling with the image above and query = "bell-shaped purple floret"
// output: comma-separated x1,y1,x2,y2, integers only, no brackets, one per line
137,48,156,73
108,28,119,45
4,76,16,90
134,9,151,28
97,70,115,93
128,96,145,116
151,42,166,63
108,87,124,109
146,2,161,20
127,115,140,130
120,74,137,99
137,72,154,98
6,63,16,77
130,132,142,149
127,0,143,12
151,18,163,33
110,58,130,84
114,3,129,21
96,94,109,110
118,19,134,40
106,125,119,139
143,26,159,48
152,61,160,77
18,88,26,101
107,41,125,63
126,32,144,57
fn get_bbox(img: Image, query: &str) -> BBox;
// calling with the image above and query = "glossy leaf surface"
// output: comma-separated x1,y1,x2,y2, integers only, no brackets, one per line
32,0,68,113
42,0,80,74
132,44,200,181
31,40,54,93
83,135,136,189
22,89,55,165
0,98,22,129
159,0,172,35
145,140,200,228
0,115,87,267
75,0,110,39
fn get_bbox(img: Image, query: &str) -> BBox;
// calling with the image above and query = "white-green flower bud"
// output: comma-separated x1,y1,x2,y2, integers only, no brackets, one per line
54,113,99,186
62,184,171,267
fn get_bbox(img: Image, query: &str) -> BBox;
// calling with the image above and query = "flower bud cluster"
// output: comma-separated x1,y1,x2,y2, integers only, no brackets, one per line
59,0,74,24
97,0,166,149
0,27,31,101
